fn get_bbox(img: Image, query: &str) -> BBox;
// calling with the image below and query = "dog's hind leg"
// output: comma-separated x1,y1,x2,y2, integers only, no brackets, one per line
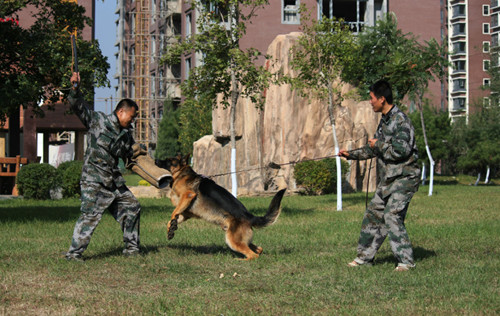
225,222,259,260
249,243,263,255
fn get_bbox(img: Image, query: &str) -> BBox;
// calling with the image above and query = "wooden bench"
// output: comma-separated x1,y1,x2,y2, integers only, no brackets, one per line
0,156,29,196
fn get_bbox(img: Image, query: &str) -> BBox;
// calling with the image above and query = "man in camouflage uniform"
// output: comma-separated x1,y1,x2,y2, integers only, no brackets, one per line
65,72,144,261
339,80,420,271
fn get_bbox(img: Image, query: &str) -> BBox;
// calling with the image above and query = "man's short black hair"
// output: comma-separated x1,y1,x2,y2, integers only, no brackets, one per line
115,99,139,113
369,80,393,104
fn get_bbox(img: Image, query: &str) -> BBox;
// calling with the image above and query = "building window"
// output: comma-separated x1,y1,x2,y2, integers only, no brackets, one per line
483,23,490,34
453,79,466,91
282,0,300,24
483,5,490,16
453,41,466,54
493,13,499,28
319,0,368,33
454,60,466,72
483,41,490,53
484,60,490,71
484,78,491,86
453,23,466,36
186,13,192,37
452,4,466,18
453,97,466,110
493,33,499,47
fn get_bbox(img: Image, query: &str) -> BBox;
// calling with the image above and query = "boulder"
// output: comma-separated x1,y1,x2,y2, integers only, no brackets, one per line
192,32,379,196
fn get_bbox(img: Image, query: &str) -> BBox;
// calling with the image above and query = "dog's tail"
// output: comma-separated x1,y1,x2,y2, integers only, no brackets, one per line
251,189,286,229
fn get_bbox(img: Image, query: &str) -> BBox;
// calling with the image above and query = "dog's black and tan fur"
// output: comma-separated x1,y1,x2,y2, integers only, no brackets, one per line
157,154,286,260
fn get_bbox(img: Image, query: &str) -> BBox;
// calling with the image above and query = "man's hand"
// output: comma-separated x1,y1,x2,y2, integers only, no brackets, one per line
71,72,80,90
131,143,147,160
368,138,378,148
338,149,349,158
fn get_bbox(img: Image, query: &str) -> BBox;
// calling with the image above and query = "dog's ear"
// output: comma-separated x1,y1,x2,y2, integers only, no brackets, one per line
182,154,191,165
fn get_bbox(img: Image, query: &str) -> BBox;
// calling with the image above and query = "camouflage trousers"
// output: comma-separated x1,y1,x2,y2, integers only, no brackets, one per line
66,181,141,258
355,178,419,266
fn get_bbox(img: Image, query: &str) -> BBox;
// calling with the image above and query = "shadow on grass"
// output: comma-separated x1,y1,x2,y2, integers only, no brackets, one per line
167,243,229,256
0,206,80,222
374,246,437,265
85,244,162,260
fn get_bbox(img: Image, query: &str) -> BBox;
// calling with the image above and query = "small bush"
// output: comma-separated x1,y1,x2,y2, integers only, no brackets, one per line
138,179,151,186
294,158,349,195
17,163,60,199
57,160,83,198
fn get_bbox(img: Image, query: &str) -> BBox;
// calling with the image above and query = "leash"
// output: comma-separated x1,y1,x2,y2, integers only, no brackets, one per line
207,154,341,178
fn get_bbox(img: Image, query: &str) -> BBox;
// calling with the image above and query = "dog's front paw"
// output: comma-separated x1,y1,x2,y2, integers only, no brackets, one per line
167,217,178,240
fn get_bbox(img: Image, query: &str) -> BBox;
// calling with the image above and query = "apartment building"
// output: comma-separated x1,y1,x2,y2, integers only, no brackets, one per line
448,0,491,121
116,0,494,146
115,0,182,148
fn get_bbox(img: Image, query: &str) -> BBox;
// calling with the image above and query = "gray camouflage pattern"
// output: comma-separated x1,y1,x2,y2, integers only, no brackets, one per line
66,90,140,258
68,89,134,188
347,105,420,266
67,181,141,256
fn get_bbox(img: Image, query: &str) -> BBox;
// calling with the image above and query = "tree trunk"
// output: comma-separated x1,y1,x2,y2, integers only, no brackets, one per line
474,172,481,186
485,166,490,184
418,93,434,196
229,3,239,197
421,162,426,186
327,85,342,211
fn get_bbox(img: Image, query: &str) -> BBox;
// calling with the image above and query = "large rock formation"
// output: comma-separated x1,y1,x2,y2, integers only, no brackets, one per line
192,32,379,196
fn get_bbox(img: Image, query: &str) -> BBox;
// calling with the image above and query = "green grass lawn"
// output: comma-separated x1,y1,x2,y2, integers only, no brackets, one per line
0,183,498,315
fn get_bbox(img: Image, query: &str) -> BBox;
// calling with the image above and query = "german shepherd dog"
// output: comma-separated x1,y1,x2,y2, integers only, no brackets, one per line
156,154,286,260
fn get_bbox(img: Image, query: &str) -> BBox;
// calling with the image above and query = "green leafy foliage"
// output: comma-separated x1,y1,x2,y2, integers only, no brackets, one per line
177,94,213,154
356,14,449,103
408,103,453,170
0,0,109,121
16,163,60,199
155,99,181,159
57,160,83,198
285,7,362,105
161,0,272,155
451,105,500,176
294,158,349,195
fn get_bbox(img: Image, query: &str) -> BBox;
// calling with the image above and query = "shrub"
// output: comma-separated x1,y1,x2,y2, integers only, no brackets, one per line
294,158,349,195
57,160,83,198
17,163,60,199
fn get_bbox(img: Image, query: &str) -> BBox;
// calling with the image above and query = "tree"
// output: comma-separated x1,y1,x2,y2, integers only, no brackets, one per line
177,93,213,155
155,98,180,159
409,102,453,174
452,105,500,181
285,7,363,211
163,0,272,197
0,0,109,121
356,14,449,196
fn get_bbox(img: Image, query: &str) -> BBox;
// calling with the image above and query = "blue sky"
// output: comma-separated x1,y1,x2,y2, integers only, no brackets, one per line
94,0,117,114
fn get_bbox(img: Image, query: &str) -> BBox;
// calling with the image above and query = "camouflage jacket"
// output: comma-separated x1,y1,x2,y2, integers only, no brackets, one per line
68,89,135,188
347,105,421,197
